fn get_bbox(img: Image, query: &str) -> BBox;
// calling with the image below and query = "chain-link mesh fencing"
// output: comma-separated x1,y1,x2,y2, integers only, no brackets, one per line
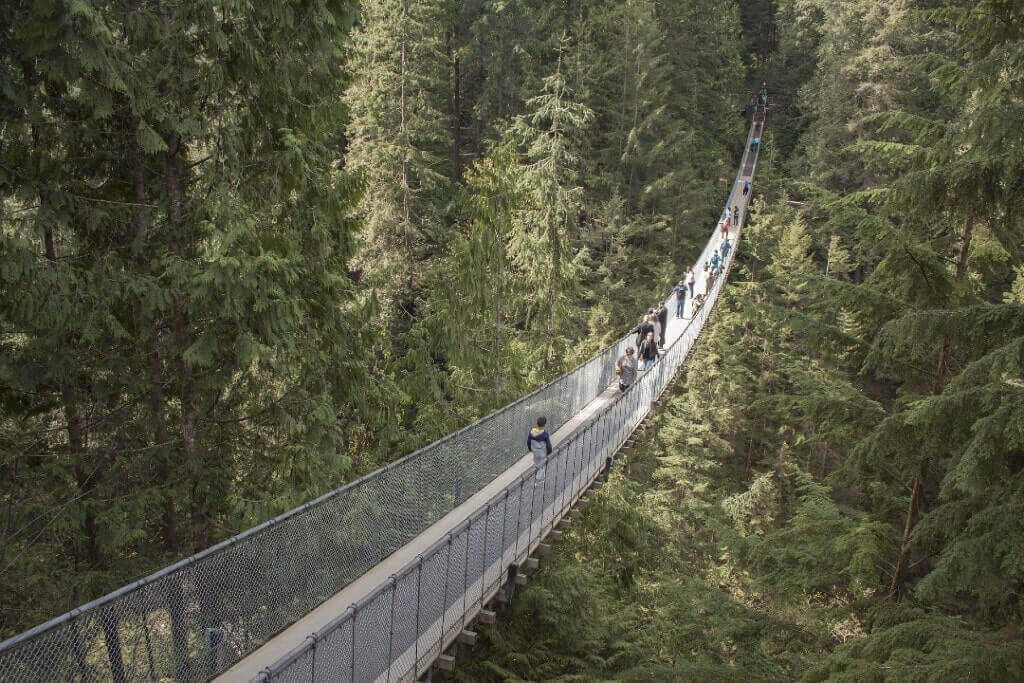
0,342,626,682
0,110,764,683
253,114,764,683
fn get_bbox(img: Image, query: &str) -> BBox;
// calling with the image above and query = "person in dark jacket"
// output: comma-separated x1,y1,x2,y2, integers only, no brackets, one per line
632,314,655,349
673,280,687,318
656,302,669,350
527,416,553,487
638,332,658,370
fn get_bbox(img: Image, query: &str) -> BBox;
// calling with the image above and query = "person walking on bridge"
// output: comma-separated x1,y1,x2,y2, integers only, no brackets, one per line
632,313,655,350
638,332,658,370
673,280,687,318
656,302,669,350
615,347,638,391
687,267,696,299
527,416,553,487
742,180,750,196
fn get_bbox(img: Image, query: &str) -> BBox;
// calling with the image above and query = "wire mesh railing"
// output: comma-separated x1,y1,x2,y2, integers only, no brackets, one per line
0,343,627,682
253,117,763,683
0,112,763,683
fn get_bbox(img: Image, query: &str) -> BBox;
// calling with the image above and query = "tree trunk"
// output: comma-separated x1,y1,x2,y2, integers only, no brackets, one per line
129,114,179,552
889,216,972,598
545,202,560,371
164,144,206,550
627,32,641,210
400,0,413,290
955,215,973,280
493,207,505,396
449,34,462,182
40,184,104,572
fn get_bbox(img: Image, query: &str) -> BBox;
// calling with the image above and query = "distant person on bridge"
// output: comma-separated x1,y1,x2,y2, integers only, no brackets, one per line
750,136,760,153
721,237,732,259
687,267,696,299
638,332,658,370
615,347,638,391
743,180,750,196
656,302,668,350
673,280,687,318
652,312,662,350
527,416,553,487
720,212,730,237
732,205,739,224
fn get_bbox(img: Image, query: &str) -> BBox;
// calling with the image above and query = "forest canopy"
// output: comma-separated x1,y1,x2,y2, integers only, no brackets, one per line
2,0,1022,679
0,0,742,638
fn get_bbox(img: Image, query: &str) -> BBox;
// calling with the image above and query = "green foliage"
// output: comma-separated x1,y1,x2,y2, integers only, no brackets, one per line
1,0,366,634
803,607,1024,682
5,0,1022,678
453,0,1024,673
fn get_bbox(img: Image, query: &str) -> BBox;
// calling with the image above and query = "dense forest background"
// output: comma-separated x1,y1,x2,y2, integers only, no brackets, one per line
1,0,1022,679
0,0,742,638
449,0,1024,680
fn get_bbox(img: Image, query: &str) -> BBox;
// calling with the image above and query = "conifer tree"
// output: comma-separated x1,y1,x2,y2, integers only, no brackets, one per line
1,0,364,636
345,0,454,326
449,142,528,400
510,51,594,370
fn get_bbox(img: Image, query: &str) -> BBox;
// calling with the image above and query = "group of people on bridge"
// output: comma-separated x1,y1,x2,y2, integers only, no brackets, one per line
616,213,734,391
524,204,741,485
523,81,764,493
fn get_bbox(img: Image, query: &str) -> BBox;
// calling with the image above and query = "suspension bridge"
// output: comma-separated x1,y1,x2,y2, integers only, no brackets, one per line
0,107,767,683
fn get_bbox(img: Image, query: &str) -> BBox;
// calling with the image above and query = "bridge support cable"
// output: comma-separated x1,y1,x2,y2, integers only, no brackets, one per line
0,109,765,683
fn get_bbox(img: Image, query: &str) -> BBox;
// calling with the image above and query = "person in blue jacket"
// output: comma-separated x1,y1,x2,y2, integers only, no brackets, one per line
527,416,553,487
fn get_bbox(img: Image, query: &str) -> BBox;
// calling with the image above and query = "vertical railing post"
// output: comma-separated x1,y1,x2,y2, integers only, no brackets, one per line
461,522,470,630
309,634,317,682
414,556,422,678
350,603,357,682
480,506,489,603
499,490,509,570
513,479,524,562
386,578,396,683
441,534,451,648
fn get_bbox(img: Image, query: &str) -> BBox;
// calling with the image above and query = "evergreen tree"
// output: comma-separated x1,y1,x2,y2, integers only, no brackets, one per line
0,0,364,635
345,0,454,327
510,52,594,370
